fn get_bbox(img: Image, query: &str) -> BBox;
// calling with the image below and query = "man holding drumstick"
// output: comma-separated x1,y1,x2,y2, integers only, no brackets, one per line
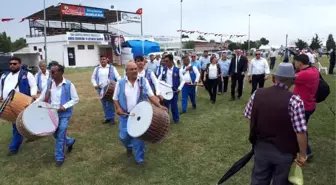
91,56,121,125
0,57,37,156
113,62,167,165
36,64,79,167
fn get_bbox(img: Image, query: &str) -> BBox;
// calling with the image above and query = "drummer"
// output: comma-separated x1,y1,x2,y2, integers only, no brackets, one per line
91,56,121,125
158,54,185,124
35,61,50,94
0,57,37,156
135,56,161,96
36,63,79,167
180,56,200,114
113,61,167,165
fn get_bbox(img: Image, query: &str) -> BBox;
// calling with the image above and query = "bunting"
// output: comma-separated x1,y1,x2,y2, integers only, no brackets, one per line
177,29,246,38
0,17,40,23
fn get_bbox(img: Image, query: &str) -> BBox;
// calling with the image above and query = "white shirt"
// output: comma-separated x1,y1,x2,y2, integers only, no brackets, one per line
0,70,37,99
235,55,241,73
147,60,159,73
158,66,185,91
36,78,79,109
248,58,270,76
270,51,277,58
208,64,218,79
91,64,121,87
305,52,315,64
138,69,160,95
113,76,154,112
35,70,50,91
181,64,200,83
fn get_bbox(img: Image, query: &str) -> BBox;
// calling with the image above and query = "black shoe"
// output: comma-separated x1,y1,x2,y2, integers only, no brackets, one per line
238,96,241,100
137,161,145,166
212,101,215,104
127,149,132,157
110,120,116,125
7,151,18,156
180,111,186,115
230,97,235,101
103,119,111,124
192,107,196,110
67,140,76,153
55,161,64,167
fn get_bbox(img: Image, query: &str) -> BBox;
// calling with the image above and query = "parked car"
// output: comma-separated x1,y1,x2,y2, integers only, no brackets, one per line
0,55,11,77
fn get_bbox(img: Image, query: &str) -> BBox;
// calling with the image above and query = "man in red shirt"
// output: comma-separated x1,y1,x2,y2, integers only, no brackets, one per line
294,54,319,159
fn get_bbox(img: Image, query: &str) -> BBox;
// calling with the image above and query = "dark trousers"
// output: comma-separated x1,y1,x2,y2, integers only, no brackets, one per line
231,73,244,98
329,61,335,74
201,70,208,90
251,74,265,94
305,110,315,155
251,141,294,185
218,76,229,93
206,78,219,102
270,57,276,69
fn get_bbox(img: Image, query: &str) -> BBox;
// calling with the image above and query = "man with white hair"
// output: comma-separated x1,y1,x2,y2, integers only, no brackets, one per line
35,61,50,93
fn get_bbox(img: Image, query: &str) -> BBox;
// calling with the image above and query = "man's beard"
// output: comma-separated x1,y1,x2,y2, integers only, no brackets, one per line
11,68,20,73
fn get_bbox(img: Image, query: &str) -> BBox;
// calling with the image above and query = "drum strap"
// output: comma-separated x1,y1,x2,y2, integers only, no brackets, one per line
139,77,144,102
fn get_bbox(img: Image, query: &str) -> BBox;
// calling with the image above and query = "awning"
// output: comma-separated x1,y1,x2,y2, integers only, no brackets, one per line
126,40,160,57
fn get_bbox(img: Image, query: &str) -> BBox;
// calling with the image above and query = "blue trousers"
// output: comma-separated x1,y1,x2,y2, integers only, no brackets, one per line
98,89,115,120
164,93,179,122
119,116,145,163
9,123,23,152
181,85,196,113
53,117,75,162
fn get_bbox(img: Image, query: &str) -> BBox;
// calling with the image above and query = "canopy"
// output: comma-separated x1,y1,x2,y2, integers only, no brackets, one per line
126,40,160,57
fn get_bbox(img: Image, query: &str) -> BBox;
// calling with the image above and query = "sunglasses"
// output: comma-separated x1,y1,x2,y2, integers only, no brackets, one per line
9,63,18,66
256,54,261,56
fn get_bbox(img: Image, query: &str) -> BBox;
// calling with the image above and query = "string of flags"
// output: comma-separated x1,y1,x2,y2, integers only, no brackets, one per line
177,30,246,39
1,18,40,23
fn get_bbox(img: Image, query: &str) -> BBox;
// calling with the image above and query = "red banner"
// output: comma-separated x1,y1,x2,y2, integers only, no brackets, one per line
61,5,85,16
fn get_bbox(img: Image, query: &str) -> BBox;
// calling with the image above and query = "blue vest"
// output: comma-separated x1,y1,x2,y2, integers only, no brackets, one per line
46,79,73,118
1,70,31,96
37,71,50,92
95,65,117,85
183,65,196,83
161,66,180,91
117,77,148,113
145,69,155,93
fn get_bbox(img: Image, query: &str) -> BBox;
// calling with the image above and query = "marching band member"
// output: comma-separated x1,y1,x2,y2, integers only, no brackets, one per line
156,53,167,77
113,62,167,165
91,56,121,125
180,56,200,114
135,56,160,96
158,54,185,124
36,64,79,167
0,57,37,156
35,61,50,94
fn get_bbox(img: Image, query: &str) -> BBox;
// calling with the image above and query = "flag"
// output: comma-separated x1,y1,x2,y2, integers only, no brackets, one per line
136,8,143,15
32,17,40,22
1,18,14,22
19,18,26,23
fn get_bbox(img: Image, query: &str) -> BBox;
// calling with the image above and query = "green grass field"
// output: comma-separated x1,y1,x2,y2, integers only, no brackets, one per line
0,57,334,185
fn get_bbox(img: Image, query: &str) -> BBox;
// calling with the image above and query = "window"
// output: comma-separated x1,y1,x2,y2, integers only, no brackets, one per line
78,45,85,50
87,45,94,50
33,46,37,51
38,48,42,52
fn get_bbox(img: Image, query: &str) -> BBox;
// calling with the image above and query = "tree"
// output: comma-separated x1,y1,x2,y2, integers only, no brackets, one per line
183,41,195,49
181,34,189,38
197,35,206,41
295,39,308,50
228,42,241,51
209,39,216,43
259,37,269,45
309,34,322,50
326,34,336,51
11,38,27,51
0,32,12,53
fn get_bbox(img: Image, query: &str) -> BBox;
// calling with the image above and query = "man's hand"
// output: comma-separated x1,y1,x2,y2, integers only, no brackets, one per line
58,106,66,112
37,90,41,94
116,107,125,115
157,95,164,101
264,76,268,80
159,105,168,111
32,95,38,100
94,85,99,90
176,89,181,94
295,154,307,167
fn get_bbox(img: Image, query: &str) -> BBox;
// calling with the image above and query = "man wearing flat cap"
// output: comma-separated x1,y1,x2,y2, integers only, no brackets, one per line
244,63,308,185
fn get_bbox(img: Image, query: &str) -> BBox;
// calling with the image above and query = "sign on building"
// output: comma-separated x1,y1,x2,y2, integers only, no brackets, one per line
61,5,104,18
120,12,141,23
67,32,105,42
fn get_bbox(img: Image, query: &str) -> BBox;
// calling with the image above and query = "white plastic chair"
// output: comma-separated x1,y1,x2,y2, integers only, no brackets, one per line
318,62,328,75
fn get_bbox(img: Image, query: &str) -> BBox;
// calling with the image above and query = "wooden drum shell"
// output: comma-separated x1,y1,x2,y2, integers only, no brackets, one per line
100,81,116,101
0,92,33,123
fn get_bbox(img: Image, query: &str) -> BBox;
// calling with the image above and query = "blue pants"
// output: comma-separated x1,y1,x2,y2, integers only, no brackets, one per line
181,85,196,113
98,89,115,120
164,93,179,122
119,116,145,163
9,123,23,152
53,117,75,162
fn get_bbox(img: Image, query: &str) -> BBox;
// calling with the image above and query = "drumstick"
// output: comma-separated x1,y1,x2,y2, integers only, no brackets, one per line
166,91,178,94
123,113,135,117
37,105,58,110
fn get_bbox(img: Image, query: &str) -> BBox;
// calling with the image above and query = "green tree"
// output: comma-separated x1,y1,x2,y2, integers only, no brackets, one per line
183,41,195,49
0,32,12,53
228,42,241,51
197,35,206,41
11,38,27,51
295,39,308,50
326,34,336,51
309,34,322,50
259,37,269,45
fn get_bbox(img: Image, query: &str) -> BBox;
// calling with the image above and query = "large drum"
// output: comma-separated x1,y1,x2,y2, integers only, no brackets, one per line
0,90,33,122
127,101,170,143
99,81,116,101
16,102,59,140
158,81,173,101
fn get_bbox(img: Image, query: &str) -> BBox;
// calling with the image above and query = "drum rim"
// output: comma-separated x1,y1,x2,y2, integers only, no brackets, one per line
127,101,153,137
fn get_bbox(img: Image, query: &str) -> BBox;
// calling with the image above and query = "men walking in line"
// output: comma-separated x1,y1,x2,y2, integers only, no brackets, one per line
218,53,231,94
248,51,270,94
228,49,248,100
91,56,121,125
329,48,335,75
200,51,210,89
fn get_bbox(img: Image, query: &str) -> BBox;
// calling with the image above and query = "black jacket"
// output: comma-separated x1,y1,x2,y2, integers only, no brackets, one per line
228,55,248,75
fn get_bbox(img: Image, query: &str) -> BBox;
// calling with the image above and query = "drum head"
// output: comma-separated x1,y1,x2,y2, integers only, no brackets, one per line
158,81,173,100
127,101,153,138
22,102,59,136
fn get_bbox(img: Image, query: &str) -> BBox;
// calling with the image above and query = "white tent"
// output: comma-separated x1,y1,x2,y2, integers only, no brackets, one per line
259,45,271,50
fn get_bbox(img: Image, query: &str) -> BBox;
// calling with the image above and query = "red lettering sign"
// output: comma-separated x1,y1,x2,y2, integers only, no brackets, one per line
61,5,85,16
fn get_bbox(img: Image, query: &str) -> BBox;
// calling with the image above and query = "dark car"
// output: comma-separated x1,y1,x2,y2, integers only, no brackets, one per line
0,55,12,77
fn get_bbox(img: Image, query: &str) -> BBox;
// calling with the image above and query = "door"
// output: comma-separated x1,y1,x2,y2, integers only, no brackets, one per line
67,47,76,66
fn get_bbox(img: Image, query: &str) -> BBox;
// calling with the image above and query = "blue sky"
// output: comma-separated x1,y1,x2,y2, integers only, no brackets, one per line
1,0,336,45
